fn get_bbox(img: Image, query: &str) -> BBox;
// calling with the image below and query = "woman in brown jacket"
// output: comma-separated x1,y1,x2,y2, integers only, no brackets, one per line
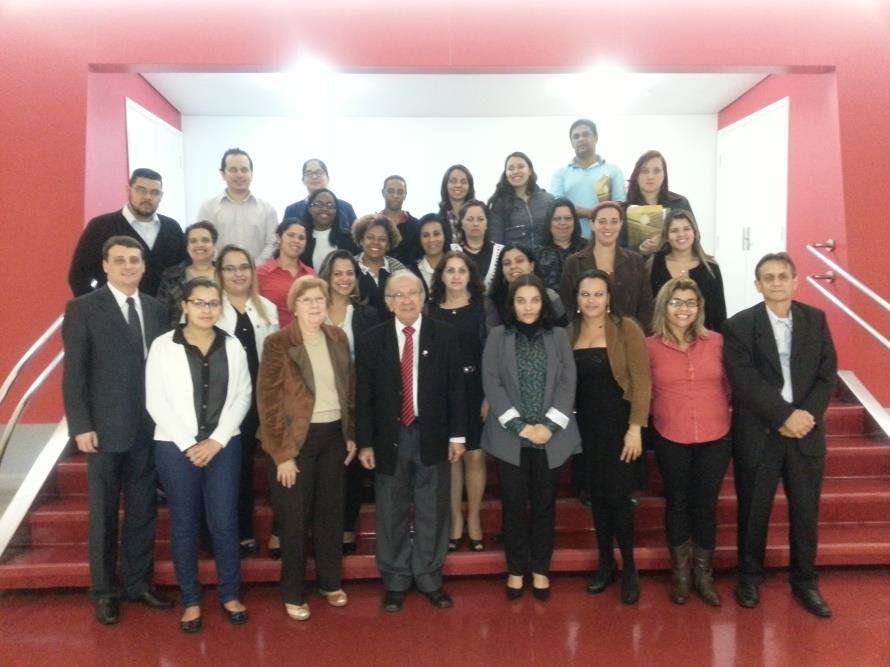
560,201,654,332
258,276,356,622
571,269,651,605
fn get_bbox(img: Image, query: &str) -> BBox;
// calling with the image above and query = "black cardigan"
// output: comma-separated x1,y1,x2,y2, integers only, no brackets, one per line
648,252,727,332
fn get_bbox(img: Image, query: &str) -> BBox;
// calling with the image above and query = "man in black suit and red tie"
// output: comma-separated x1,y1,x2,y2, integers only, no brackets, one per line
63,235,173,624
723,252,837,617
357,270,466,612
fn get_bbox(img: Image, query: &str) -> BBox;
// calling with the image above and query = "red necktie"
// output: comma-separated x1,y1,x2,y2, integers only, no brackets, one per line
400,325,415,426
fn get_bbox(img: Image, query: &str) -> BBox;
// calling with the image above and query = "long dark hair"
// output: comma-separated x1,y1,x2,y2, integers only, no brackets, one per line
542,197,582,249
487,151,540,214
429,250,485,305
438,164,476,215
489,243,537,320
305,188,342,230
273,218,311,259
625,150,670,205
504,274,557,330
413,213,453,264
569,269,622,344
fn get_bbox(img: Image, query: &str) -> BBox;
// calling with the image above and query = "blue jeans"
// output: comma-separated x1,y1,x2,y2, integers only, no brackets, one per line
155,437,242,607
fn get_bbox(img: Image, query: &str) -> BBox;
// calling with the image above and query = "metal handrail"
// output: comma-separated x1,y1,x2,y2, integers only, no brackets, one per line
807,243,890,313
807,277,890,350
0,314,63,408
0,351,65,467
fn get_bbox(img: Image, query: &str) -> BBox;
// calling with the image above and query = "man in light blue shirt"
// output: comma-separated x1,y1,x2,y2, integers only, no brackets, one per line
550,119,625,239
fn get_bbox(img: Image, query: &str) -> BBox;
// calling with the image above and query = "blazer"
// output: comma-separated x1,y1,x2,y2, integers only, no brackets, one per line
560,245,654,332
481,325,581,469
62,286,168,452
355,317,467,476
258,323,355,465
216,293,280,360
68,210,186,297
145,329,252,452
723,301,837,462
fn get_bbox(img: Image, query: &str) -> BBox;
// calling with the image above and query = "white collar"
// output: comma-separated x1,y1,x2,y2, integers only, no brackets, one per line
121,205,159,225
107,282,140,308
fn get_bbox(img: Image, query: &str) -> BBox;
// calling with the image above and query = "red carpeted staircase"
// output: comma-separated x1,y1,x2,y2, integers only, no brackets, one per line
1,387,888,589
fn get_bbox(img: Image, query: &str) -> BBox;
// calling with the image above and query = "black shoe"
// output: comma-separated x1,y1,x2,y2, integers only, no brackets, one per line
735,582,760,609
578,490,592,507
792,587,832,618
448,536,463,552
342,540,358,555
586,562,617,594
95,598,120,625
424,588,454,609
268,545,281,560
621,568,640,605
221,603,249,625
382,590,406,613
180,616,202,634
505,585,524,601
240,540,258,558
468,538,485,552
131,589,174,609
532,586,551,602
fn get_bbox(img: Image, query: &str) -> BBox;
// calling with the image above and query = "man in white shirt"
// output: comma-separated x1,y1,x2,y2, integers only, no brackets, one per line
196,148,278,264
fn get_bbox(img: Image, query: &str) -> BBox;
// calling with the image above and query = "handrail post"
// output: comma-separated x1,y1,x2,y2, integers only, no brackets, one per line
810,239,836,252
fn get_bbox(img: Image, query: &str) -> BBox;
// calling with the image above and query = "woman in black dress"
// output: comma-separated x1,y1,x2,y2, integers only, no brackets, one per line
427,250,488,551
571,269,651,604
647,209,726,332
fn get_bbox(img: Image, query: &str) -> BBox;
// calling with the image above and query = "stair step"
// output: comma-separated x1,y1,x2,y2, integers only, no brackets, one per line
21,476,890,546
3,521,890,590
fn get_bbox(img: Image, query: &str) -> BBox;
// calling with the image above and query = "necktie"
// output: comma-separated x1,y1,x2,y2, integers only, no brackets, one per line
400,325,415,426
126,296,145,356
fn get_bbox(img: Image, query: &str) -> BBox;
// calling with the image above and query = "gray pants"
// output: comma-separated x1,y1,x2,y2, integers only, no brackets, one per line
374,424,450,593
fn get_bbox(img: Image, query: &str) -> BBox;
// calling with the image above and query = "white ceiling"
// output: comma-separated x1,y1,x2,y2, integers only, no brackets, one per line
142,71,769,117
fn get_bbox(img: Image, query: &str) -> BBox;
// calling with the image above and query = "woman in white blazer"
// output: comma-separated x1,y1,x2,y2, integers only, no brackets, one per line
146,277,252,634
214,244,279,555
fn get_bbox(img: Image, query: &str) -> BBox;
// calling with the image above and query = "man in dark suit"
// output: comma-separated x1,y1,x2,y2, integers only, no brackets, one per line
357,270,466,612
723,252,837,617
68,168,186,297
63,235,174,624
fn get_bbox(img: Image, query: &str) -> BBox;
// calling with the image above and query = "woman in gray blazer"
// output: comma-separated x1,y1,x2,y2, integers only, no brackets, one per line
481,274,581,601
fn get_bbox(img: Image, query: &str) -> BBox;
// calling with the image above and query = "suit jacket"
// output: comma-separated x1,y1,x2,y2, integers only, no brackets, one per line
62,286,168,452
480,325,581,469
723,301,837,463
68,210,186,297
355,317,467,476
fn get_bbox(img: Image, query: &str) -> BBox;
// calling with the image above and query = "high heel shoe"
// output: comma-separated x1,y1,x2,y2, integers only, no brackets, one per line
448,536,464,552
285,603,311,621
320,589,348,607
221,602,249,625
342,540,358,555
532,574,551,601
468,537,485,552
505,575,524,600
180,614,202,634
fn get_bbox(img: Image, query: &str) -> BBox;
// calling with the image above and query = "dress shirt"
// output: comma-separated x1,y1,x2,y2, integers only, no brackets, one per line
107,282,146,356
197,191,278,264
358,254,396,286
766,306,794,403
394,315,464,443
256,259,317,328
646,333,731,444
121,205,160,250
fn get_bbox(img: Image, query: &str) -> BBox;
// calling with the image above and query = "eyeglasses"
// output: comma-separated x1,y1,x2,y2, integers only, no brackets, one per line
385,290,423,301
186,299,222,310
132,186,162,198
296,296,327,306
304,169,326,178
667,298,699,308
220,264,252,274
310,201,336,210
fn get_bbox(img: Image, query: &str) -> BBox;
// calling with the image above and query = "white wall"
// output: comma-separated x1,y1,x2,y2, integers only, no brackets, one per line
182,114,718,251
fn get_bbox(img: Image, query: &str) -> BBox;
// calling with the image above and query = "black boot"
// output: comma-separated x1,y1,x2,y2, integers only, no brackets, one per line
621,566,640,605
693,545,721,607
588,497,617,594
669,540,693,604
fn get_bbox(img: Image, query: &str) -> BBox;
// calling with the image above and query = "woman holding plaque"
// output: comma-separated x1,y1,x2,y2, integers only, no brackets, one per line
623,150,692,252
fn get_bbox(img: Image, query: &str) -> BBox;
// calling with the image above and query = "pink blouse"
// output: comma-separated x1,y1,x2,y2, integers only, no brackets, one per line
646,332,731,445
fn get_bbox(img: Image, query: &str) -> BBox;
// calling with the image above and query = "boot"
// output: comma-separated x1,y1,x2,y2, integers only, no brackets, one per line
668,540,693,605
621,565,640,605
693,545,721,607
587,555,617,594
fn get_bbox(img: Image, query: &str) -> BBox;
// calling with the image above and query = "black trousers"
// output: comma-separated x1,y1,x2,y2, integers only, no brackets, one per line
344,456,371,533
654,435,731,549
497,448,561,576
237,405,259,542
734,434,825,589
86,440,157,600
267,421,345,604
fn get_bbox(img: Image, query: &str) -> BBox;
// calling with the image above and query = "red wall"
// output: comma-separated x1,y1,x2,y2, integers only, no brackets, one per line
1,2,889,422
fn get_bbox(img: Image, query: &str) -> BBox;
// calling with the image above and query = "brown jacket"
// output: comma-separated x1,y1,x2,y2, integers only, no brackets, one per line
258,322,355,464
574,316,651,427
560,246,654,332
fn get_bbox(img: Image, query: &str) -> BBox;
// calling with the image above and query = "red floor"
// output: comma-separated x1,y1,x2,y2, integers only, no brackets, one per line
1,569,888,667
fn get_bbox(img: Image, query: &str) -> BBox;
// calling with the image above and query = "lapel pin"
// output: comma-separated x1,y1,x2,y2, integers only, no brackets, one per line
422,349,429,357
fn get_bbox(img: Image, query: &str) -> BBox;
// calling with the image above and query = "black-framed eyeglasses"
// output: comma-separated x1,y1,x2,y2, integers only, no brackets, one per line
667,298,699,308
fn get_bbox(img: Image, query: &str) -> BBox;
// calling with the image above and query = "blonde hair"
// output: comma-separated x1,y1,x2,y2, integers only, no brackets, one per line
286,276,330,315
651,277,708,344
215,244,272,324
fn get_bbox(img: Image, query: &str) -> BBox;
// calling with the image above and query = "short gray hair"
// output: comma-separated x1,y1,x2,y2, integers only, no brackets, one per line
386,270,423,294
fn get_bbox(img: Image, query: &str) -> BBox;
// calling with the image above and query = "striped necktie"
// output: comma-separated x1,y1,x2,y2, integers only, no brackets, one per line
400,325,415,426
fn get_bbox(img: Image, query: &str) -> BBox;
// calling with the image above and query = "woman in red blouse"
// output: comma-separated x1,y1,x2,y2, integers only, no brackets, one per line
257,218,317,328
646,277,731,607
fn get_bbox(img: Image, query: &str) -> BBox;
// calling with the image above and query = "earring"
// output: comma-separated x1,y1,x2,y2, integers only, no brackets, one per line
576,307,581,314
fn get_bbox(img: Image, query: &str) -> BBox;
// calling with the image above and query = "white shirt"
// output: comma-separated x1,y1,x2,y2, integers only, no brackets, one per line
107,282,146,357
312,229,336,270
196,191,278,264
326,303,356,357
416,257,436,291
766,306,794,403
121,206,160,250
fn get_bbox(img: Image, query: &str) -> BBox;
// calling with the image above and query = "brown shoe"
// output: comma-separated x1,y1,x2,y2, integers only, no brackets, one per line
669,541,693,605
693,545,721,607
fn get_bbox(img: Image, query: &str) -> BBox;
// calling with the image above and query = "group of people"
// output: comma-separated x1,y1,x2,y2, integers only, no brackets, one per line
62,117,838,633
